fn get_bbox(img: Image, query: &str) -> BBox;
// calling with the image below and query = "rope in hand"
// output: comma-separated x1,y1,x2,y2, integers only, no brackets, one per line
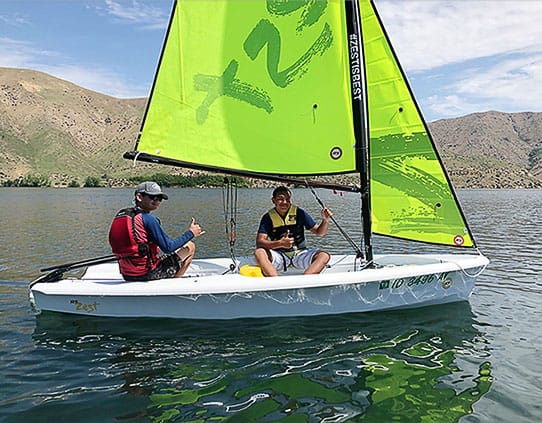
304,180,365,260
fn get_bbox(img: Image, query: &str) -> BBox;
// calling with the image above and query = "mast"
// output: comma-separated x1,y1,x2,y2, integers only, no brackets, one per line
345,0,373,262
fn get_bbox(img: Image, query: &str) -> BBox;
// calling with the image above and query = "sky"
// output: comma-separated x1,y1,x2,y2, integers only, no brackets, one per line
1,0,541,122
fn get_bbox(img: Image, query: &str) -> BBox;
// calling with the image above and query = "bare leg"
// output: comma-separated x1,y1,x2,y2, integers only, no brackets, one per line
304,251,330,275
254,247,278,277
174,241,195,278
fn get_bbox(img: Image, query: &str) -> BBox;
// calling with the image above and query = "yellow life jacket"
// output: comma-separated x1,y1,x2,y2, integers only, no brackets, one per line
267,205,306,251
268,205,297,227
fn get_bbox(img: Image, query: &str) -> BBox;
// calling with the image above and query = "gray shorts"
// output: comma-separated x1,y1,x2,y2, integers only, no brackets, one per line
123,254,181,281
269,248,320,272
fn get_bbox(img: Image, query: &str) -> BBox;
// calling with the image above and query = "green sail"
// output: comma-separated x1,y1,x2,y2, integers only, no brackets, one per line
136,0,357,176
135,0,474,249
360,0,473,247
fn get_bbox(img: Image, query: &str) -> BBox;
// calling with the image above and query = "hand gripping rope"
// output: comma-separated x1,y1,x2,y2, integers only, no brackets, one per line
305,180,368,269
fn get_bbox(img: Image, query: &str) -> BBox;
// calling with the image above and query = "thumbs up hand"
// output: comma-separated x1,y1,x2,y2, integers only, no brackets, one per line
280,230,294,248
188,217,204,237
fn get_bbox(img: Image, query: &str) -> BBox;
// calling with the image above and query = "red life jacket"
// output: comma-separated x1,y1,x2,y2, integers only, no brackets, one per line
108,207,159,277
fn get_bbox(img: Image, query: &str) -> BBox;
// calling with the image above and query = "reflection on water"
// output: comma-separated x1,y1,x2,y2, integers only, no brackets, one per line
31,302,491,422
4,188,542,421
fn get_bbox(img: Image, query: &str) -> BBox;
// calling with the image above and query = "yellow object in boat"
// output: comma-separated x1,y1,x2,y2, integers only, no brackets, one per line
240,265,263,277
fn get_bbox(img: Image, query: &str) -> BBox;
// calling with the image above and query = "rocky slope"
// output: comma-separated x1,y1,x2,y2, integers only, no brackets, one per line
430,111,542,188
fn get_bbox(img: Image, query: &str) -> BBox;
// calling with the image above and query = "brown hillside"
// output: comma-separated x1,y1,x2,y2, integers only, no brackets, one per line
0,67,149,184
429,111,542,188
1,67,542,188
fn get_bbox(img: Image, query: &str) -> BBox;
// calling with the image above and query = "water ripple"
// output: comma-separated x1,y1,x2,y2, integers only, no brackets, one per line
1,188,541,422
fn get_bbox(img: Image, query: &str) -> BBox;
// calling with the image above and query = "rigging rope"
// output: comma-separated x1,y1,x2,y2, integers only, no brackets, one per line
222,177,238,272
304,180,365,260
131,151,142,167
450,248,489,278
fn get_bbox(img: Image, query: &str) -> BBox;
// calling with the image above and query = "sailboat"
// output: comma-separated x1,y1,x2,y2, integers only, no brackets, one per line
29,0,488,319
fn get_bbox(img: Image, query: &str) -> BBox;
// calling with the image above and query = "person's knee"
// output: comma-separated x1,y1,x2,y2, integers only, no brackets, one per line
187,241,195,254
254,248,267,260
315,251,330,264
176,241,195,260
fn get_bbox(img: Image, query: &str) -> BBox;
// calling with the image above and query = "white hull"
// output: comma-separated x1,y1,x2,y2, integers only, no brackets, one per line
29,253,488,319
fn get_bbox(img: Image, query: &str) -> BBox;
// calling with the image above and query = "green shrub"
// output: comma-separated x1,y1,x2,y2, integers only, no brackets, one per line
2,174,50,187
83,176,101,187
128,173,250,188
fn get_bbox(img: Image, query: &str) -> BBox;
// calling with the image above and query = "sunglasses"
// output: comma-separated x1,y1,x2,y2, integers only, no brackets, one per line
144,194,163,201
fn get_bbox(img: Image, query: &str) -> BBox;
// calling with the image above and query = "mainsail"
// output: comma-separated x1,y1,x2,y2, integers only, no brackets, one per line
126,0,475,249
133,0,357,176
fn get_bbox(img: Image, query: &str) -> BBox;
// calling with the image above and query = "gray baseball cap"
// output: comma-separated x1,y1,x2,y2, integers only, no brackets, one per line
135,181,168,200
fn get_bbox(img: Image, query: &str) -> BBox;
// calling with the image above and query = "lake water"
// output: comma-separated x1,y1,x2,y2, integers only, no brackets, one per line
1,188,540,422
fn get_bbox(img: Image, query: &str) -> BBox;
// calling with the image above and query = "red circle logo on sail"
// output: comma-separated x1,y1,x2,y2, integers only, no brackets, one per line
453,235,464,246
330,147,342,160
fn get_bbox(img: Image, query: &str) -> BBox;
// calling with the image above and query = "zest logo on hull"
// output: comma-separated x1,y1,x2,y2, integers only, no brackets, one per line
70,299,98,314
